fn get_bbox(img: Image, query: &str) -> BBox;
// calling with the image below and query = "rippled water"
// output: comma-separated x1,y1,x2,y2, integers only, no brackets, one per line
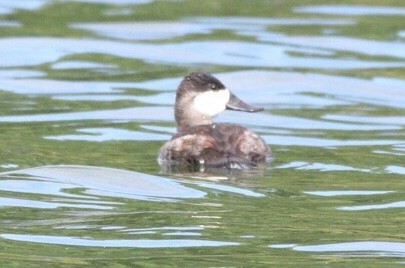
0,0,404,266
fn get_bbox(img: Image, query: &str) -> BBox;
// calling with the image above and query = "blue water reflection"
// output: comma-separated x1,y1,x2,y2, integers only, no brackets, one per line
0,165,265,203
1,233,239,248
1,37,403,69
271,241,405,258
276,161,371,172
0,69,44,78
45,127,170,141
71,17,354,41
304,191,395,197
385,165,405,175
70,0,152,4
295,5,405,16
52,61,117,70
1,70,403,108
0,165,205,202
0,1,47,15
0,21,20,27
338,201,405,211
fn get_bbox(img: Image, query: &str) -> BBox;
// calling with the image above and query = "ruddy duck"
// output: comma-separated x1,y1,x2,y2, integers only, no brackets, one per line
158,72,270,169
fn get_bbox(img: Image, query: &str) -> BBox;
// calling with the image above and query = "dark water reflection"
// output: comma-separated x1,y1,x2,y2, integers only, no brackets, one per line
0,0,404,266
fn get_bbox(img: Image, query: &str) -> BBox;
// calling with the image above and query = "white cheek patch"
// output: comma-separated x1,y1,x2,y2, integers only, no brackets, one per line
193,89,230,117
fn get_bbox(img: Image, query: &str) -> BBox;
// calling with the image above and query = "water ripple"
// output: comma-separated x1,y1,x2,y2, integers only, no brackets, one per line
1,106,399,132
0,0,47,15
0,233,239,248
304,191,394,197
1,37,403,69
0,165,206,202
338,201,405,211
271,241,405,258
44,127,170,142
385,166,405,175
276,161,371,172
295,5,405,16
71,17,354,41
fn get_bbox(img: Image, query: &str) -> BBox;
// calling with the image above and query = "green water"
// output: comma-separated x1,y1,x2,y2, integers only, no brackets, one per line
0,0,404,267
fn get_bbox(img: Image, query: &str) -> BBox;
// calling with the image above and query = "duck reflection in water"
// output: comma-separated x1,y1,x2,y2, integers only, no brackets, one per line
158,72,270,171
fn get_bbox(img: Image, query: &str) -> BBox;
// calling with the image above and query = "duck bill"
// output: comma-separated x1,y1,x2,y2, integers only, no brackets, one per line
226,92,263,112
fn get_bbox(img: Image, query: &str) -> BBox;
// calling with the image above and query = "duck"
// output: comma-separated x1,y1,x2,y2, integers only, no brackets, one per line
158,72,270,170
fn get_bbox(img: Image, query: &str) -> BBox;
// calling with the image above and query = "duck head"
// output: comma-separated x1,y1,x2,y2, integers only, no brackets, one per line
175,72,262,129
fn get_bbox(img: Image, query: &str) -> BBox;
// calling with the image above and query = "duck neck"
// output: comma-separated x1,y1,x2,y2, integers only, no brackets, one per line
175,108,213,130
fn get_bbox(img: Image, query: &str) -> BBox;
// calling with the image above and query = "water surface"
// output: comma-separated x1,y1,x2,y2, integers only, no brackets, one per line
0,0,404,266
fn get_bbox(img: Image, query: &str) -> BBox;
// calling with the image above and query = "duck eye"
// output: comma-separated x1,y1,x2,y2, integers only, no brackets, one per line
210,84,217,90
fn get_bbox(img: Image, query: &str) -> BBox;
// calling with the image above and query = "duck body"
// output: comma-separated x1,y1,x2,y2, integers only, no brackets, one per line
158,72,270,170
159,123,268,169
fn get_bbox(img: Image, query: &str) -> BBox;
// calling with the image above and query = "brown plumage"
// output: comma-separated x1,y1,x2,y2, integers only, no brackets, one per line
158,72,270,170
